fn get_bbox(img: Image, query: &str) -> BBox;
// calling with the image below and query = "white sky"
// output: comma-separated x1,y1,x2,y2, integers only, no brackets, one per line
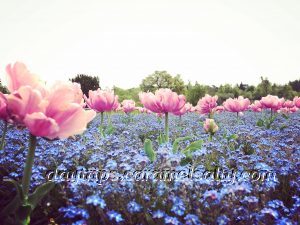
0,0,300,89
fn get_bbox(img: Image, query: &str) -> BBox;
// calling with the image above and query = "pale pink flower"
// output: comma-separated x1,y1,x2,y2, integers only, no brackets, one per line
84,89,119,112
203,118,218,134
139,88,186,114
0,93,9,121
260,95,284,111
249,100,263,112
5,62,43,93
121,100,136,114
223,96,250,113
196,94,218,114
293,96,300,108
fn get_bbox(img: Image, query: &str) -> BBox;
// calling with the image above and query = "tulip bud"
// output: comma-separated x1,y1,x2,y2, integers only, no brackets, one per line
203,118,219,135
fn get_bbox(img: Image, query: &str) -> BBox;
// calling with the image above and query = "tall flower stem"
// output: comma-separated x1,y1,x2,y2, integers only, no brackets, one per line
0,121,8,150
22,134,37,198
108,112,112,126
99,112,104,135
164,112,169,143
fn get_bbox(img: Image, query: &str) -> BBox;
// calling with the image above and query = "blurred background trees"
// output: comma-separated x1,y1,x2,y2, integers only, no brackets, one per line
1,71,298,105
140,71,185,94
0,80,8,94
70,74,100,96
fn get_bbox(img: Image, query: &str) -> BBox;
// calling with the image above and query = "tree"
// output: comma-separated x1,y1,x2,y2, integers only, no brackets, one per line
140,71,185,94
70,74,100,97
289,79,300,92
186,82,208,105
0,79,8,94
253,77,272,99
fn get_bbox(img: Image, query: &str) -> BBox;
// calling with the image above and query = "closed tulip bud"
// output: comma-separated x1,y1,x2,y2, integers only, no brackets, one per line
203,118,219,135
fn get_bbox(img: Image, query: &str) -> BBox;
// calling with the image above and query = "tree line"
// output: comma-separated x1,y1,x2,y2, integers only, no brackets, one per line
1,71,298,105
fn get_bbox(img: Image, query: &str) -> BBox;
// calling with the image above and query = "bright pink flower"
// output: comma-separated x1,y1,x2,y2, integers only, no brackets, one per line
121,100,136,114
139,88,186,114
223,96,250,113
5,62,43,93
84,89,119,112
279,106,298,114
196,94,218,114
0,93,9,121
203,118,218,134
249,100,263,112
293,96,300,108
260,95,284,111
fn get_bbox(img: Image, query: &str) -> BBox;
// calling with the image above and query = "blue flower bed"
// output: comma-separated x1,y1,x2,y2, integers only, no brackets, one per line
0,112,299,224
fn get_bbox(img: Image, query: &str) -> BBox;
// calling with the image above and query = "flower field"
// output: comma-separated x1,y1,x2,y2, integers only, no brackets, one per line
0,62,300,225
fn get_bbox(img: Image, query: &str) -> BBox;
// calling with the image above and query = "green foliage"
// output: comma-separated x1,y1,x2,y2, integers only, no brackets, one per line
0,180,54,225
140,71,185,94
70,74,100,97
114,86,140,103
256,114,277,129
172,136,193,153
144,139,156,162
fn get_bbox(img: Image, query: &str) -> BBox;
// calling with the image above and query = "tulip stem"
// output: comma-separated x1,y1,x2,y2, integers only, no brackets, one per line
209,134,213,142
99,112,104,136
22,134,37,198
0,121,8,150
165,112,169,143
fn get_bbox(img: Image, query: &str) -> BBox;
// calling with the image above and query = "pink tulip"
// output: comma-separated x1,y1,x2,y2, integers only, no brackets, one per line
173,103,192,116
249,100,263,112
293,96,300,108
139,88,186,113
212,105,224,114
121,100,136,114
260,95,284,111
196,94,218,114
203,118,219,134
5,62,43,93
136,107,151,114
185,103,193,112
6,86,48,125
283,100,294,108
279,106,298,114
0,93,9,121
7,82,95,139
223,96,250,113
84,89,119,112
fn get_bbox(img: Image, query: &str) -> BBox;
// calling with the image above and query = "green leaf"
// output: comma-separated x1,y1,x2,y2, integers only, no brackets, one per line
105,124,115,135
227,134,238,141
172,136,192,153
282,114,289,120
256,119,264,127
180,156,193,166
28,182,55,210
144,139,156,162
157,133,166,145
182,140,203,154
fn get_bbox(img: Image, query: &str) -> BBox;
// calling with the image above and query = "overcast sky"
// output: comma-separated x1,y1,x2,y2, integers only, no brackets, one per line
0,0,299,89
